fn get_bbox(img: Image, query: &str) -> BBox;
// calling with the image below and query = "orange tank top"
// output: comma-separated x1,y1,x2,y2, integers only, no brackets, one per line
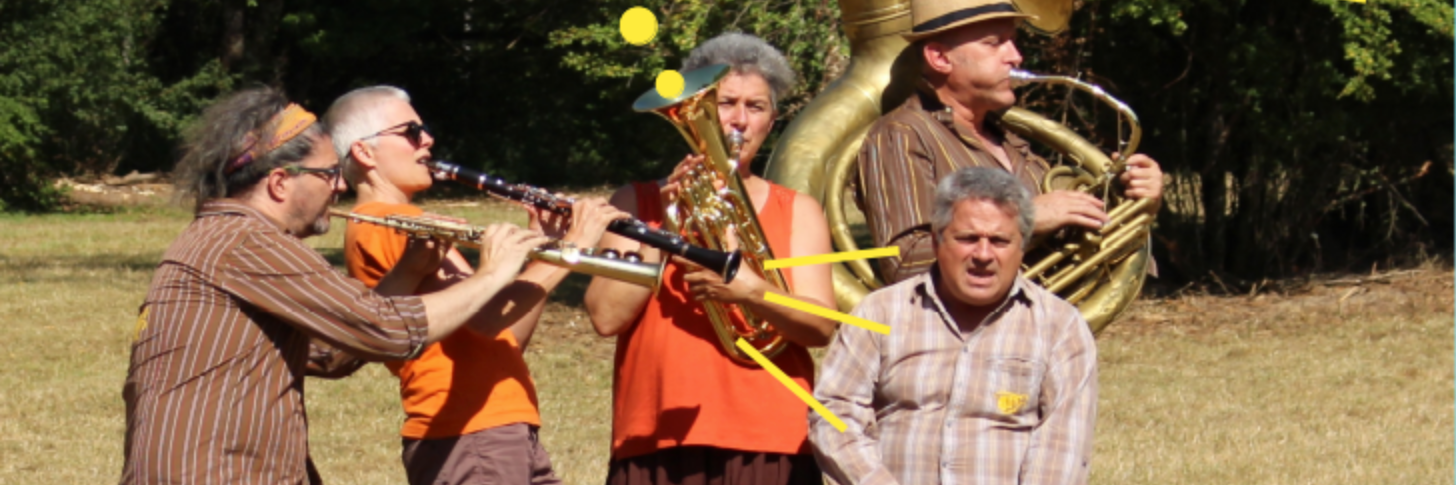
343,201,541,440
610,181,815,460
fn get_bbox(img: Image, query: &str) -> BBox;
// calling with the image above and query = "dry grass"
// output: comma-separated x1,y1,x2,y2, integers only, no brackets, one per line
0,200,1451,484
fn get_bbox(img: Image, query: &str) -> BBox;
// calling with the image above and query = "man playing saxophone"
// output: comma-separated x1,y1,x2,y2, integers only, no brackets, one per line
583,33,837,485
322,85,627,485
856,0,1165,283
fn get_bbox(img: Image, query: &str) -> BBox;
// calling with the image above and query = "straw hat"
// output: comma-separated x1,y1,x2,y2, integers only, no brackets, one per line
904,0,1034,42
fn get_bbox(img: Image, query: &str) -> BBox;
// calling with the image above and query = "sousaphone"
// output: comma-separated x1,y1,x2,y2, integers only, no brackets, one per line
764,0,1152,333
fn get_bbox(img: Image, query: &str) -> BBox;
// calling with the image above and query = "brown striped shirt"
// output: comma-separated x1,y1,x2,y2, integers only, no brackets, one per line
810,268,1097,485
854,89,1050,283
121,200,429,484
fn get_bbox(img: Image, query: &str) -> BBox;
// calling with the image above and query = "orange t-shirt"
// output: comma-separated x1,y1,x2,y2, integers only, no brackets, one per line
343,201,541,439
609,181,815,460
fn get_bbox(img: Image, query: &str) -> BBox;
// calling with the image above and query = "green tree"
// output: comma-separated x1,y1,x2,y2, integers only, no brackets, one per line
0,0,231,211
1017,0,1453,283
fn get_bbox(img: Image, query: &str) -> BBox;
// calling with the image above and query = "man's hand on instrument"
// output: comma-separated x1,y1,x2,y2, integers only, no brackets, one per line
677,255,764,305
474,224,550,278
1117,153,1164,204
562,197,630,249
1032,190,1109,234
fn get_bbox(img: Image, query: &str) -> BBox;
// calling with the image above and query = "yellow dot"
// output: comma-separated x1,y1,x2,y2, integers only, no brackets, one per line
619,7,658,46
655,70,685,99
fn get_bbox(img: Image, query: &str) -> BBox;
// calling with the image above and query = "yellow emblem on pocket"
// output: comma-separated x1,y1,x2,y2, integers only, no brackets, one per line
996,391,1027,415
133,307,150,341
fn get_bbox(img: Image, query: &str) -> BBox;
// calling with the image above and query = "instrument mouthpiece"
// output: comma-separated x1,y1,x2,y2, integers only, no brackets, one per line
1008,69,1038,88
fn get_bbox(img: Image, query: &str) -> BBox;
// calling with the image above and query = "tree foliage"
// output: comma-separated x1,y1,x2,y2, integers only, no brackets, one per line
0,0,232,210
1017,0,1453,281
0,0,1449,282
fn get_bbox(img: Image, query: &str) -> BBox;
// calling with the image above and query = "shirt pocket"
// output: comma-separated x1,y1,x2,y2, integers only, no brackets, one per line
973,357,1045,428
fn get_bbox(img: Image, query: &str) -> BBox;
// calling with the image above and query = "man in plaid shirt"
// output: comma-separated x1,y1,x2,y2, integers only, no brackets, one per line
810,167,1097,485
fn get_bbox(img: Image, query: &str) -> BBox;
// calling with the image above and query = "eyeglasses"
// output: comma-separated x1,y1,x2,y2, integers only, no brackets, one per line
283,164,342,185
359,120,430,148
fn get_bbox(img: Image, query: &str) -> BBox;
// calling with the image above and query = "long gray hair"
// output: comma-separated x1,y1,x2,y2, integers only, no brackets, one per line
931,167,1035,248
172,87,324,213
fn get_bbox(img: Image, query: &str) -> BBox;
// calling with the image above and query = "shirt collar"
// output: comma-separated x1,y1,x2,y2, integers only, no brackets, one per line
912,264,1035,336
910,79,1031,152
196,199,284,231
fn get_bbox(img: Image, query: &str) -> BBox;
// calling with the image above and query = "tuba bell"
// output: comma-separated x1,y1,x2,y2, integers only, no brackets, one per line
632,64,793,365
764,0,1153,333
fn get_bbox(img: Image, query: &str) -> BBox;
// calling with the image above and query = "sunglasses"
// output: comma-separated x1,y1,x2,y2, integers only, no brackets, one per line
283,164,342,185
359,120,430,148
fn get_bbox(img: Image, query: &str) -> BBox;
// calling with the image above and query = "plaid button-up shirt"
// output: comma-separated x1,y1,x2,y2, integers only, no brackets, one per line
810,268,1097,485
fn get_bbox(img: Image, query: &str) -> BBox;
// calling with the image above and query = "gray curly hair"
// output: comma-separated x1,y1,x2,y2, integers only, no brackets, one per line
683,32,796,106
172,87,326,213
931,167,1035,249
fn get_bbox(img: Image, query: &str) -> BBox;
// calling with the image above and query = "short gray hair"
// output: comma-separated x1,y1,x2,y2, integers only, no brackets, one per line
931,167,1034,248
322,85,411,180
683,32,796,106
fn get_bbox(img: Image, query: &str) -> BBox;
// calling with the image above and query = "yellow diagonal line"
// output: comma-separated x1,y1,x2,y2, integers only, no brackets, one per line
763,247,900,269
764,292,891,335
734,338,847,433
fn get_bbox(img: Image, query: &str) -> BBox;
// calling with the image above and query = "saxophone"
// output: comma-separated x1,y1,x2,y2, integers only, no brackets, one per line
632,64,793,365
329,209,663,288
764,0,1152,333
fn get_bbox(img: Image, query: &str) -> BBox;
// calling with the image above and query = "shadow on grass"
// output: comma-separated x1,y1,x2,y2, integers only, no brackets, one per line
0,254,164,282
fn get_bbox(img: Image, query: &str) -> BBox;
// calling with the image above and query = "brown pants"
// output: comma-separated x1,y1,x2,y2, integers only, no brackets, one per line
401,423,562,485
606,446,823,485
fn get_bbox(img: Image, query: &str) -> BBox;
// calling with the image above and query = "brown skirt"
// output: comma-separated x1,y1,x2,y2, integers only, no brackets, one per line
605,446,823,485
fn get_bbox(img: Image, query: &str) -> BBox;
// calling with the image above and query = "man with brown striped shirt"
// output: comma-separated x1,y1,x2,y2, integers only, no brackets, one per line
121,87,548,484
855,0,1164,283
811,167,1097,485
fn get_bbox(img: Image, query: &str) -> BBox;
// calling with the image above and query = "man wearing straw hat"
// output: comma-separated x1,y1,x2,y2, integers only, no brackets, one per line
854,0,1165,284
121,87,548,484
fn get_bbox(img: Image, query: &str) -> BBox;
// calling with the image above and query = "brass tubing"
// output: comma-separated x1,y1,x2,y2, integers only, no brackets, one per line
1045,213,1153,292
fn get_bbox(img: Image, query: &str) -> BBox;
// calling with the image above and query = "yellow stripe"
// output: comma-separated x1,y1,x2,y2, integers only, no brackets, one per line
763,292,891,335
734,338,848,433
763,247,900,269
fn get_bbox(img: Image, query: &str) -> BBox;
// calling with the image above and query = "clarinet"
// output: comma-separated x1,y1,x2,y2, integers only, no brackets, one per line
425,160,743,283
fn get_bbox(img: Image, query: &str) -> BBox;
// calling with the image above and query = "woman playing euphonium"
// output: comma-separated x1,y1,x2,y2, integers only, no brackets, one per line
584,32,838,485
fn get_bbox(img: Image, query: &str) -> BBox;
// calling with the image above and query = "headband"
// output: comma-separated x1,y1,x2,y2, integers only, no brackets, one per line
224,103,318,175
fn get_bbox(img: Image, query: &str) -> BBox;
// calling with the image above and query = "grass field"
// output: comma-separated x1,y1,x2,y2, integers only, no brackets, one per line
0,200,1451,484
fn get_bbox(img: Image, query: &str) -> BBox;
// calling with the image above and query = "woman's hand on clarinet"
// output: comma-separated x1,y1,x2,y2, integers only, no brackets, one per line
561,197,630,249
523,202,570,240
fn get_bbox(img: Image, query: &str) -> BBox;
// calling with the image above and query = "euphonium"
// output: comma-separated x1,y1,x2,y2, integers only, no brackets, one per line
632,64,792,365
329,209,664,289
764,0,1151,333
